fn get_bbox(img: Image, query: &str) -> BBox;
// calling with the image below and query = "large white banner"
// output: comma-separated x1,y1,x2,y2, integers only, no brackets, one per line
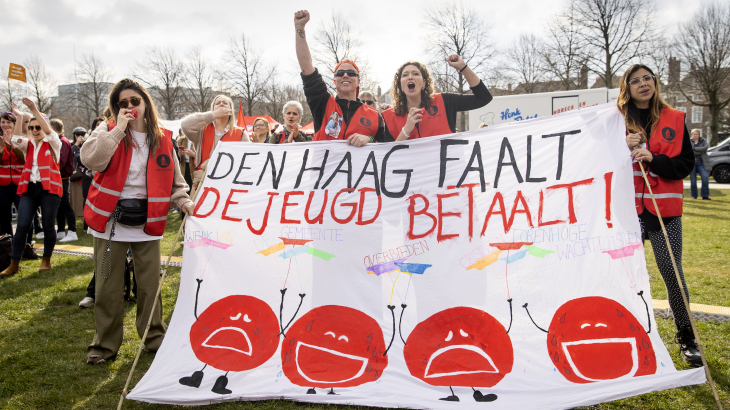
128,104,704,409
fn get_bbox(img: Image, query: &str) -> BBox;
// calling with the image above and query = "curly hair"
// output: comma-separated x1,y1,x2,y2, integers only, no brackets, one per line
616,64,670,138
390,62,434,116
107,78,165,154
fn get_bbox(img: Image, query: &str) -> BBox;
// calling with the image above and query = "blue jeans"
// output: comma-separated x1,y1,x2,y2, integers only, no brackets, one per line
0,183,34,245
689,160,709,199
12,182,61,260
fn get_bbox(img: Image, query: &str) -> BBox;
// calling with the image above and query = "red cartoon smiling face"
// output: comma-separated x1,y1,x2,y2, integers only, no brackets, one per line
282,305,388,388
404,307,513,387
548,297,657,383
190,295,279,372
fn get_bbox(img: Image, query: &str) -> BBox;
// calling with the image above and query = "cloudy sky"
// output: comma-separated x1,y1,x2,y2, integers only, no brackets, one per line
0,0,704,94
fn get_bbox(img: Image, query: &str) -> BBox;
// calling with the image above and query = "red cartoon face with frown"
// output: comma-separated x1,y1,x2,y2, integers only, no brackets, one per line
548,297,656,383
190,295,279,372
282,305,388,389
404,307,514,388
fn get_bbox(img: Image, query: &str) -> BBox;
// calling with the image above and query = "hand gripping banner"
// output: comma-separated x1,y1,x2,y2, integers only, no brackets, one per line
128,104,705,409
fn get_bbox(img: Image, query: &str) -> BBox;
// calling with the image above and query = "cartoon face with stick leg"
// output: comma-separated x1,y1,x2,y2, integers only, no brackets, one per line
404,306,513,402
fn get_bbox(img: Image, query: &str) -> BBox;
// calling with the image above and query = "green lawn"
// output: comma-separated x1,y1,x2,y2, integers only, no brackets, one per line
0,190,728,409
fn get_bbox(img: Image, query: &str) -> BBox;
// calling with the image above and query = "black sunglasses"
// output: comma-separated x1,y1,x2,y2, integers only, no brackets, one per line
334,69,359,78
362,100,374,106
117,97,142,109
29,125,43,132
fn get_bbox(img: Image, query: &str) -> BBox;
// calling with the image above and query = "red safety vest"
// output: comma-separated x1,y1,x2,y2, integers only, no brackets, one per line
382,93,452,139
196,123,245,171
17,140,63,197
0,143,25,186
85,123,175,236
313,96,379,141
634,107,685,217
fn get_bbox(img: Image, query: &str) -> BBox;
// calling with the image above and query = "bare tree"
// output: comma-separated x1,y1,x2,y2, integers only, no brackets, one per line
505,34,546,94
311,12,376,93
675,3,730,146
182,46,222,114
543,8,588,91
23,55,56,114
262,82,312,125
74,53,113,126
0,76,24,111
423,1,495,130
227,33,273,118
135,47,185,119
571,0,656,88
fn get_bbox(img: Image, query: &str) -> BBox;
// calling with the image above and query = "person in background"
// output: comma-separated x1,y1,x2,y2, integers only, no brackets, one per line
0,111,40,260
181,95,250,192
1,98,62,278
618,63,699,367
384,58,492,140
69,127,86,217
359,90,379,112
177,129,195,196
294,10,384,145
81,78,193,363
50,119,78,242
689,129,711,200
250,117,272,143
268,101,308,144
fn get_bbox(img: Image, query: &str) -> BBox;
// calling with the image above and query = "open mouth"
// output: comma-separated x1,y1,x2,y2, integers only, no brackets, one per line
562,338,638,381
424,345,499,378
407,83,415,91
201,326,252,356
295,342,368,383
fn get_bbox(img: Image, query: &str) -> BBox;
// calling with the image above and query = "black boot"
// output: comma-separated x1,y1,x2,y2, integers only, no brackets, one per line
211,375,232,394
179,370,204,388
676,326,702,367
473,389,498,402
22,242,40,260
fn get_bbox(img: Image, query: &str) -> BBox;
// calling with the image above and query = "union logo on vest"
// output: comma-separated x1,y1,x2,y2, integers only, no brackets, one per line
425,105,438,116
661,127,676,142
360,117,372,127
157,154,171,168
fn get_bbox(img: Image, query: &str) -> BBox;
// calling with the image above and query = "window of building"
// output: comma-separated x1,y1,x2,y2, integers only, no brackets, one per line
692,106,703,123
676,93,686,102
677,106,687,113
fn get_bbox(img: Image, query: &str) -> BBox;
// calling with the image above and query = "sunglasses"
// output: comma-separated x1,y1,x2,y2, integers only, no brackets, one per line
117,97,142,109
29,125,43,132
362,100,374,106
334,69,358,78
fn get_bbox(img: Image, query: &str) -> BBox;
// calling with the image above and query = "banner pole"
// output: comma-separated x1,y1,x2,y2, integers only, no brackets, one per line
117,177,204,410
637,160,723,410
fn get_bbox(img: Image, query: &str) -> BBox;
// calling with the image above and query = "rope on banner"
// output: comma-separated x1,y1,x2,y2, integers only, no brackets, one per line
637,160,723,410
117,176,206,410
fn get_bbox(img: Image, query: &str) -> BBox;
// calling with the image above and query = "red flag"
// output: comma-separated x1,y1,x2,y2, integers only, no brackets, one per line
236,100,247,129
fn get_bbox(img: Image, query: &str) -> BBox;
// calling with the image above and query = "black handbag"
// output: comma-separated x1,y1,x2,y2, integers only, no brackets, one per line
116,199,148,226
0,234,12,272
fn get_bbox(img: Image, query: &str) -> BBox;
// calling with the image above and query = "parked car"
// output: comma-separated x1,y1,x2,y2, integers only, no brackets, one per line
708,138,730,183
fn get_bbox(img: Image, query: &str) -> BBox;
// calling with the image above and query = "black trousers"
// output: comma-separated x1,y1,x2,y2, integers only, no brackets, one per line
56,178,77,232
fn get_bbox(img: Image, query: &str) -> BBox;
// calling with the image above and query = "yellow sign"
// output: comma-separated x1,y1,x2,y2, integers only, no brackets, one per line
8,63,26,82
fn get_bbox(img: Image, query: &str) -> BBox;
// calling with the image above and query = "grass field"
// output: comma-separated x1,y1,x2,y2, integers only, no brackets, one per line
0,189,727,409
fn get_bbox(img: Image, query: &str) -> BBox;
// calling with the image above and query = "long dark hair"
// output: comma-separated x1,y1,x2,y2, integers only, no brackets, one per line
390,61,434,116
107,78,164,154
616,64,670,136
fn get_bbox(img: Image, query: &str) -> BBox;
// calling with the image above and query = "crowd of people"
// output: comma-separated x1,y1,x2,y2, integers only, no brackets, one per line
0,9,704,369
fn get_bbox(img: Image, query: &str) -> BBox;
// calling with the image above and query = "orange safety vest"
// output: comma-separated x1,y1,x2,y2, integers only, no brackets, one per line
0,144,25,186
196,123,245,171
634,107,685,217
85,123,175,236
313,96,379,141
17,140,63,197
382,93,452,139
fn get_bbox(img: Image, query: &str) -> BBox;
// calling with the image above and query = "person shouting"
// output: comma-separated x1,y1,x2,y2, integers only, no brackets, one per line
294,10,384,145
269,101,309,144
385,57,492,140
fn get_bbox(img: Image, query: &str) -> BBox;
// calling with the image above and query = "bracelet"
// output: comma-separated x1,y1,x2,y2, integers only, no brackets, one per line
368,136,374,143
460,65,468,73
401,128,411,139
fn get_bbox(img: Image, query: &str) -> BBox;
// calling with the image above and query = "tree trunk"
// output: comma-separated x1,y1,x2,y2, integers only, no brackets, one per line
710,105,720,146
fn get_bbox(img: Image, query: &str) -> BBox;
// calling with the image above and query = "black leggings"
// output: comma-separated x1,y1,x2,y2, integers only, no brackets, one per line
647,217,691,329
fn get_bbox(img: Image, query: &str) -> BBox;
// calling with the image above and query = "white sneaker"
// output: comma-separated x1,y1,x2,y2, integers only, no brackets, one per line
59,231,78,242
57,231,66,240
78,296,94,308
36,232,44,239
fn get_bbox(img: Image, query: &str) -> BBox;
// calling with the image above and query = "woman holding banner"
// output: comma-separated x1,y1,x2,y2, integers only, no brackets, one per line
180,95,250,192
81,78,193,364
618,64,700,367
268,101,308,144
384,57,492,140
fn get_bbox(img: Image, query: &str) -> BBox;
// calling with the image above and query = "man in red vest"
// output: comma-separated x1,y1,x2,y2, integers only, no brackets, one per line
294,10,386,145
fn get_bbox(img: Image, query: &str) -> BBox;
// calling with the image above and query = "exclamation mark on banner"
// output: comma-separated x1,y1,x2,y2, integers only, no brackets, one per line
604,172,613,228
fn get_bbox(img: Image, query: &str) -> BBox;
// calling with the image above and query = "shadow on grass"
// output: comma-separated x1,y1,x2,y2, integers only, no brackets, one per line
0,256,94,302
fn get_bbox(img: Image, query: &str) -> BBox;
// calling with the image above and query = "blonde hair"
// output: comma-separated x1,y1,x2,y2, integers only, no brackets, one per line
690,128,701,137
210,95,237,131
616,64,670,137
